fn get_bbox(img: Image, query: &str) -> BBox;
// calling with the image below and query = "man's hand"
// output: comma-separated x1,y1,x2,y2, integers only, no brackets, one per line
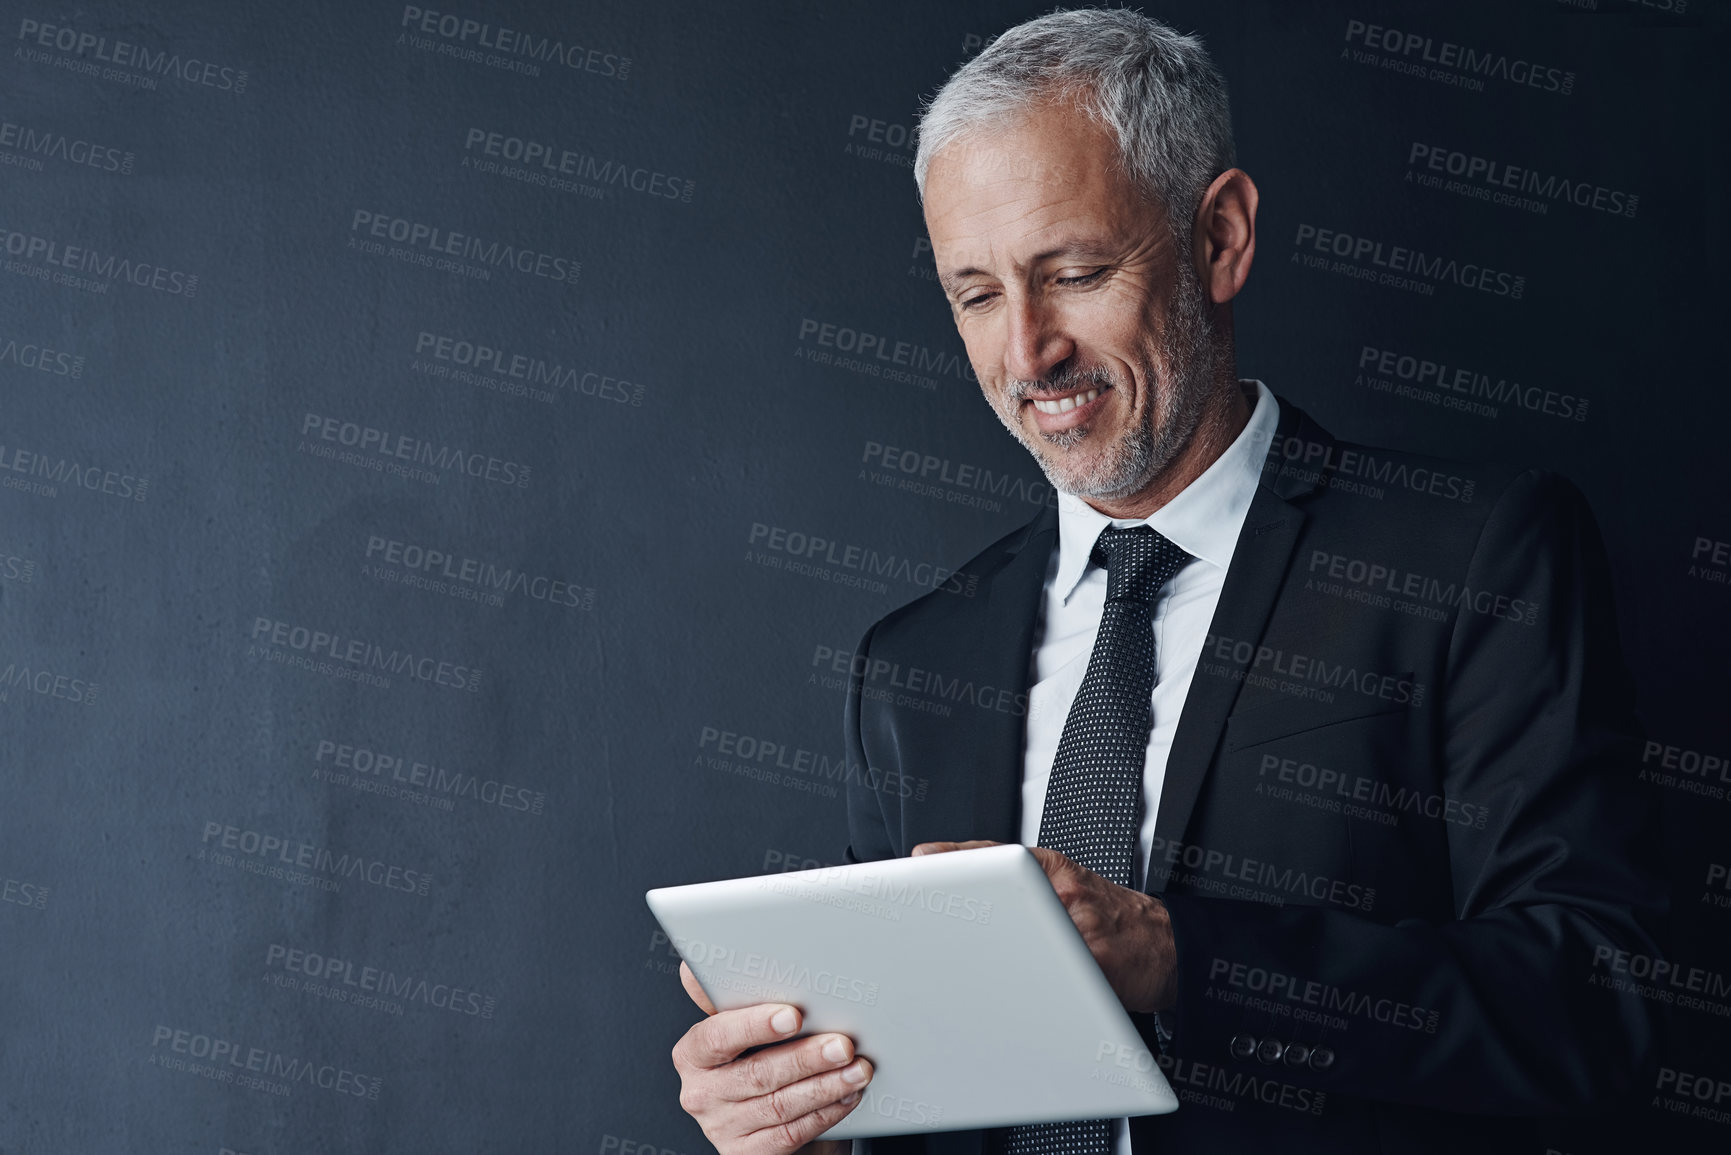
912,840,1176,1014
671,959,871,1155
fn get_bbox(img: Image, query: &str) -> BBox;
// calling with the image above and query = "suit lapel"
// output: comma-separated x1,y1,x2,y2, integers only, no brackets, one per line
1146,398,1328,890
960,506,1057,847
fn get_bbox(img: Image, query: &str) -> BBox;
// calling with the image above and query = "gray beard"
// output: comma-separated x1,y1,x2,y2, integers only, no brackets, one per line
995,264,1218,501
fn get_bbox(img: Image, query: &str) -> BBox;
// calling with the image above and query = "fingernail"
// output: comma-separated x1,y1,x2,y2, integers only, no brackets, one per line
840,1091,861,1105
822,1037,849,1064
842,1060,869,1084
770,1008,798,1034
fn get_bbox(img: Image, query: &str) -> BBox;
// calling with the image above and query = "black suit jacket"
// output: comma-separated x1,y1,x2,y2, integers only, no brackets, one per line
841,395,1666,1155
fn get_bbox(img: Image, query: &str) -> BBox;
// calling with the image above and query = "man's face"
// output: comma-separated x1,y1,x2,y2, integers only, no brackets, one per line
922,100,1217,501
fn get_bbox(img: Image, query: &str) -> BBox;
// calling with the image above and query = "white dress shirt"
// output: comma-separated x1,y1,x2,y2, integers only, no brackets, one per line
1015,379,1275,1155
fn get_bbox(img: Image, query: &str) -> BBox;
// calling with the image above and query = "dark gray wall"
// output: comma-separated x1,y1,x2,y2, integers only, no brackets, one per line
2,1,1726,1152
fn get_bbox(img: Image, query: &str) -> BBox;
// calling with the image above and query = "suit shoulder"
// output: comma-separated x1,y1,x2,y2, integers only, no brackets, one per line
1285,423,1571,530
1268,397,1598,563
857,508,1054,650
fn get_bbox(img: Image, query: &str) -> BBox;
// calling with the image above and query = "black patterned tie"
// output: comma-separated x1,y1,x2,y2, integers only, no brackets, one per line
1003,525,1192,1155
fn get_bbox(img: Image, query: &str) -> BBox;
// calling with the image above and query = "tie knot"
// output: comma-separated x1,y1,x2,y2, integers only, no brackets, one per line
1091,525,1192,605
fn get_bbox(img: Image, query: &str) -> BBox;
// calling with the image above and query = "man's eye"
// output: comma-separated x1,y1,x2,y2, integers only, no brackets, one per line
1058,269,1107,286
957,293,996,310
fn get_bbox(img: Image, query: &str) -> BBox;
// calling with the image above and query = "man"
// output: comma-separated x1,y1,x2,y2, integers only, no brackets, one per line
671,9,1665,1154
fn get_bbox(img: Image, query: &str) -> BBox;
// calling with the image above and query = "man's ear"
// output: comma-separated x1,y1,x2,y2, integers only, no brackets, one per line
1193,168,1258,306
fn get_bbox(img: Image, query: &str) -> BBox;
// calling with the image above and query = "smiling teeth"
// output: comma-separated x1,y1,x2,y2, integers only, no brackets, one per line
1031,388,1100,415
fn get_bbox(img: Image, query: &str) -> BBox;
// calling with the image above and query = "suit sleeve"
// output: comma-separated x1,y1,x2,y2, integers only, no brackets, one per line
842,620,899,866
1159,469,1668,1113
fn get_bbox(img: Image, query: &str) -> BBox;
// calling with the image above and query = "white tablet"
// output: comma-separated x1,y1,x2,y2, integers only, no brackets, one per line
646,843,1177,1138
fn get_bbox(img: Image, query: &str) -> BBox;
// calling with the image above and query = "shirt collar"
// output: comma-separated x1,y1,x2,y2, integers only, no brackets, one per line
1052,379,1277,604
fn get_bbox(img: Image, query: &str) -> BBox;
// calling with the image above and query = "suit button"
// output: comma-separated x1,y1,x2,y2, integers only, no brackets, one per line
1283,1043,1312,1069
1229,1034,1257,1060
1309,1046,1336,1072
1256,1037,1285,1064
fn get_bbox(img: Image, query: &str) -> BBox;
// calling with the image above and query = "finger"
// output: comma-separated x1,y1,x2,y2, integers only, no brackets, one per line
911,839,1002,856
1026,845,1078,877
738,1060,874,1153
674,1003,802,1072
720,1032,859,1103
680,960,718,1016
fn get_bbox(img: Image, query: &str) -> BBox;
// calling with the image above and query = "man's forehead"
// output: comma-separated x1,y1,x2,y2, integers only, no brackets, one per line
928,130,1101,191
924,102,1117,197
924,152,1160,282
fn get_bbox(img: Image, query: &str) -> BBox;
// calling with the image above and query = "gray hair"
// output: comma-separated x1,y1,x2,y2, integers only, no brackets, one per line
913,8,1235,244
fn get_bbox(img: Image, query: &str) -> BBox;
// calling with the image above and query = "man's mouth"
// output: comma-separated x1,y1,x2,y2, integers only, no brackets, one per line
1027,386,1102,415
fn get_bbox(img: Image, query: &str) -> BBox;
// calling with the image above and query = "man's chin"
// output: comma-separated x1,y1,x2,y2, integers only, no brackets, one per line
1031,451,1129,499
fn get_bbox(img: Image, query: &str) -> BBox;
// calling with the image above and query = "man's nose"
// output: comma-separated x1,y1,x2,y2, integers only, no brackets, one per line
1001,295,1073,384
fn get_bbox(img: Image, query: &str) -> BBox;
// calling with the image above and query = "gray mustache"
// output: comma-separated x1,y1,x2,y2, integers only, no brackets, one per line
1005,363,1117,403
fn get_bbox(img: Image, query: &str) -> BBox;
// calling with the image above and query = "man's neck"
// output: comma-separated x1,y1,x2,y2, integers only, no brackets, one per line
1079,378,1256,521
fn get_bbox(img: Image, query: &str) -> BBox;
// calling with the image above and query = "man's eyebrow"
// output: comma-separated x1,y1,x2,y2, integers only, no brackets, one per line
938,243,1118,293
